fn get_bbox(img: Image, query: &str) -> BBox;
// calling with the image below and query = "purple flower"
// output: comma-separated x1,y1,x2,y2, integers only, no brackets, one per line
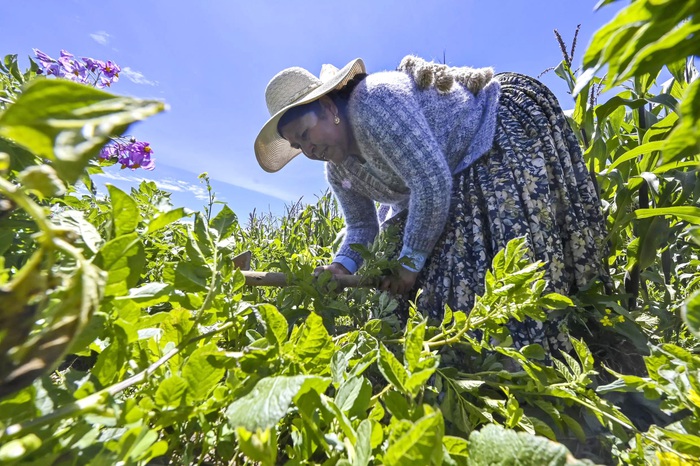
101,60,120,80
124,141,155,170
34,49,122,88
82,57,104,73
99,144,117,160
33,48,63,77
100,138,155,171
97,76,112,88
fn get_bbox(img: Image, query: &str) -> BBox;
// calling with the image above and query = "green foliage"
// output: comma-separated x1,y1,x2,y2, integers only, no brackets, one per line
2,2,700,463
466,424,593,466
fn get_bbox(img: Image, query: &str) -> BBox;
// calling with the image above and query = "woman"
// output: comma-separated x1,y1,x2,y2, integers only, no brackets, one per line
254,56,608,354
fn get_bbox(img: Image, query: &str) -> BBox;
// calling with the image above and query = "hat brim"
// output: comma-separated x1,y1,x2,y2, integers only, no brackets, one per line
254,58,366,173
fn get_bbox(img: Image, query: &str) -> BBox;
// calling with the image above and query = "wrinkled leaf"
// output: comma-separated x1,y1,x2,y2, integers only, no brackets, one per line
226,375,330,431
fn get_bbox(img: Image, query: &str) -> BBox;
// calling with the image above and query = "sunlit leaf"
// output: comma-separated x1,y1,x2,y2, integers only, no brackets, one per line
211,204,238,239
95,233,145,296
155,375,187,409
354,419,372,466
183,343,226,402
467,424,590,465
107,184,140,236
147,207,189,234
257,304,288,347
225,375,330,431
384,409,444,466
377,343,408,393
404,320,426,372
633,206,700,224
335,375,372,417
293,312,334,372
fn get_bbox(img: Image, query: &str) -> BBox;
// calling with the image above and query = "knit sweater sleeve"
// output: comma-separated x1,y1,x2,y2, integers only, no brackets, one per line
327,165,379,272
350,79,453,260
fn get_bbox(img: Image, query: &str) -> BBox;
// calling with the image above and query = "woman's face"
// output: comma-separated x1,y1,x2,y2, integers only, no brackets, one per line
279,96,351,165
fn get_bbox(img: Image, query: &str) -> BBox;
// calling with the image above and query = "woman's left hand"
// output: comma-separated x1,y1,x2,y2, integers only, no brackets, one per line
380,266,419,296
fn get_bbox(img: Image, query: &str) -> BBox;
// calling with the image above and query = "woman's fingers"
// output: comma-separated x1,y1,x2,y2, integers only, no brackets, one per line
314,263,350,277
315,263,352,293
380,267,419,296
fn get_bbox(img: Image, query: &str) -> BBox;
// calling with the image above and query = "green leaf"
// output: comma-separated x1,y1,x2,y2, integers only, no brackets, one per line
93,325,128,386
0,136,41,173
0,79,165,184
682,289,700,339
172,261,210,292
441,304,454,329
405,360,439,396
404,320,426,372
520,344,546,360
467,424,590,466
384,409,444,466
121,282,172,307
665,78,700,162
452,379,485,393
17,165,66,197
377,343,409,393
211,204,238,239
147,207,188,234
335,376,372,418
154,375,187,409
605,140,666,172
331,343,356,384
0,434,41,462
113,425,166,463
540,293,573,310
193,213,214,259
633,206,700,224
257,304,288,347
621,19,700,83
183,343,226,403
382,390,411,420
95,233,145,296
354,419,372,466
443,435,469,466
293,312,334,372
561,414,588,444
68,311,108,354
54,210,103,254
108,184,140,236
235,427,277,466
225,375,331,431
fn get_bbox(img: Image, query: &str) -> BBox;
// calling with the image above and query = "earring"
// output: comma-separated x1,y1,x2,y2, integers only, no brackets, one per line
334,115,340,125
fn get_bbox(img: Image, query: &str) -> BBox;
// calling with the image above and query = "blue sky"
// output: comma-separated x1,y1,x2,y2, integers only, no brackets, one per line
1,1,619,219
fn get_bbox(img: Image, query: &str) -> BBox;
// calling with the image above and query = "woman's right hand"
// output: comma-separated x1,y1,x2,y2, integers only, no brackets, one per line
314,262,351,278
314,262,351,293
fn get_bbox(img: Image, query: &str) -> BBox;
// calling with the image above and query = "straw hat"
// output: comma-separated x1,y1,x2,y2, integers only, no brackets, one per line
254,58,366,173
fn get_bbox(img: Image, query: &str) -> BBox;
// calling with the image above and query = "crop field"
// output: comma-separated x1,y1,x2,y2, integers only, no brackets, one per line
1,1,699,465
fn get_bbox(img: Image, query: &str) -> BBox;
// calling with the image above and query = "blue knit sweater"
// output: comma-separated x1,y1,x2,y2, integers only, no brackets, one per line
327,70,501,273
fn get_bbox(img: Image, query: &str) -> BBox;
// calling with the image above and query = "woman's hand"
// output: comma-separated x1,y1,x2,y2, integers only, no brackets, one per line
314,262,351,278
380,266,419,296
314,262,351,293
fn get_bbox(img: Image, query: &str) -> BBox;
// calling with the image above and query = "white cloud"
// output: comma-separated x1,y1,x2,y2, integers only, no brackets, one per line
90,31,110,45
122,67,157,86
94,172,210,200
215,175,298,202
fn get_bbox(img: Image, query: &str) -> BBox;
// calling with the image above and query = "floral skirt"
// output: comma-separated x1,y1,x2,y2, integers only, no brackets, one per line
392,72,608,354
